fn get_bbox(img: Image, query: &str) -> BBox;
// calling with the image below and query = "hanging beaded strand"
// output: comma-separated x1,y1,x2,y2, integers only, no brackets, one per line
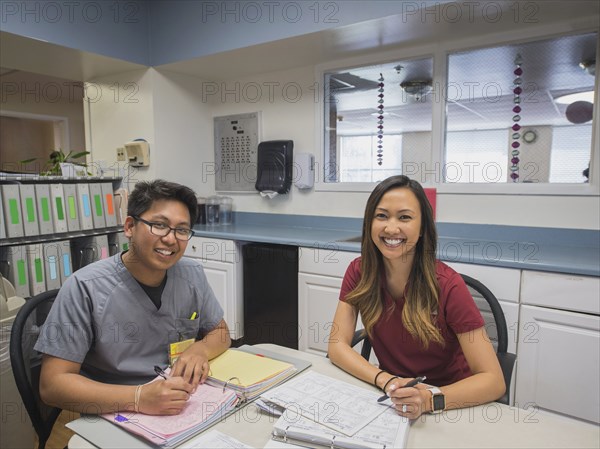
510,54,523,182
376,73,385,166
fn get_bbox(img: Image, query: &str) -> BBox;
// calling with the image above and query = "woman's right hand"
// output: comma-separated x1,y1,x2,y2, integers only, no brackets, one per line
138,377,193,415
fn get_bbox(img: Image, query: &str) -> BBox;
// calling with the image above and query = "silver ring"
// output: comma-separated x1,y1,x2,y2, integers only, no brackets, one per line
402,404,407,413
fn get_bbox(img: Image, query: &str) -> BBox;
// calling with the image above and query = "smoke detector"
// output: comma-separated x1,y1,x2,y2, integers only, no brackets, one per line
400,80,433,101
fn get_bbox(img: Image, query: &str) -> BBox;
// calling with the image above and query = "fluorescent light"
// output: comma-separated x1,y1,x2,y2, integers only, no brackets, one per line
554,91,594,104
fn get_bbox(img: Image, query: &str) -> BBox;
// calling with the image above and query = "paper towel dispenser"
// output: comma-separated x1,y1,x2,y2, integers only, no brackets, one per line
255,140,293,194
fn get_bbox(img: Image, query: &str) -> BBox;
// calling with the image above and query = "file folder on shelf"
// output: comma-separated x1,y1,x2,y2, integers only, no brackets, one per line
0,245,30,298
101,183,117,227
19,184,40,237
43,242,62,290
26,244,45,296
50,184,68,233
35,184,54,235
95,235,110,260
76,183,94,230
107,233,122,256
0,193,6,239
89,183,105,228
63,184,81,232
1,184,25,238
114,188,128,226
57,240,73,284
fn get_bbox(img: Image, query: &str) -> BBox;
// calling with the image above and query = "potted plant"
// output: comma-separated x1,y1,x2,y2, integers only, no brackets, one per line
20,149,90,176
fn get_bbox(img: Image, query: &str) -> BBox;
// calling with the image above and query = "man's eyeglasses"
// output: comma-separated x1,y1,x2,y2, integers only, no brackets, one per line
132,216,194,241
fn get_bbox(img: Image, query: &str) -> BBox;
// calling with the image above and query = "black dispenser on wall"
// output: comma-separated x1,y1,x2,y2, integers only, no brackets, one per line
255,140,293,194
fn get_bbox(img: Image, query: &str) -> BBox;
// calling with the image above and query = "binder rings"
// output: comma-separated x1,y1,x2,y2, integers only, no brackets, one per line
0,245,30,298
63,184,81,232
89,183,105,228
76,183,94,230
26,244,45,296
42,242,62,290
35,184,54,235
101,183,117,227
19,184,40,236
50,184,68,233
1,184,25,238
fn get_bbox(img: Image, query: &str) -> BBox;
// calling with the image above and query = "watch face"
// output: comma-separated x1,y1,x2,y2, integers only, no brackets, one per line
433,394,445,411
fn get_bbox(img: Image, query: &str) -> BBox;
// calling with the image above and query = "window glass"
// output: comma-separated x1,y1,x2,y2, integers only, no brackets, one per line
324,57,433,183
445,32,596,183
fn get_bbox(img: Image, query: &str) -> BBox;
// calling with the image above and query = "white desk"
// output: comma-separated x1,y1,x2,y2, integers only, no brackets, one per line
69,344,600,448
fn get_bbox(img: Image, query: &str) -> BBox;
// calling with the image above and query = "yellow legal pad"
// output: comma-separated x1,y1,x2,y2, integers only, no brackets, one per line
208,349,294,387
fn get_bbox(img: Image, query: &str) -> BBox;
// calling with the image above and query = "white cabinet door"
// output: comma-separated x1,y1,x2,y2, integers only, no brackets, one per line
201,259,243,339
185,236,243,340
515,305,600,422
298,272,342,355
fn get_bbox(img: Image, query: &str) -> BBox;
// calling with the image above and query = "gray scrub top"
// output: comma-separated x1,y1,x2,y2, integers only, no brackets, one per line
34,253,224,385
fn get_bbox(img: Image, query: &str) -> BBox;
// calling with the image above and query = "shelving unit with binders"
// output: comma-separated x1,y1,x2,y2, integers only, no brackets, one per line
0,175,129,298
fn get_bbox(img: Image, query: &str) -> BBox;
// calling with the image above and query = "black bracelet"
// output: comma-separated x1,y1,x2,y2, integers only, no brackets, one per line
382,376,399,394
373,370,386,388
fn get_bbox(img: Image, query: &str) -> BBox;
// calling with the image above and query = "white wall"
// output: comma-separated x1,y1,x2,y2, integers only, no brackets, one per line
84,68,157,188
85,64,599,230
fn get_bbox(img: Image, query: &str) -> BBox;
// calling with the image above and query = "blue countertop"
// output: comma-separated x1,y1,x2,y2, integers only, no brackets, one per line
193,213,600,277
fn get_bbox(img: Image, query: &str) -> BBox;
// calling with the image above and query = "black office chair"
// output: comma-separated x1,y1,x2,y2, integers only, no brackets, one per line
349,274,516,405
9,289,61,449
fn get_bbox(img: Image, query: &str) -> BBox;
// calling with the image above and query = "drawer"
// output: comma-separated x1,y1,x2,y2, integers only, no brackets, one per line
185,236,238,263
446,262,521,303
299,247,360,278
521,270,600,315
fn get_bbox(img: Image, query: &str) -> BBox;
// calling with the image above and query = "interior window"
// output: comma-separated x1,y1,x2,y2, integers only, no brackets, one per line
445,32,596,184
323,57,433,183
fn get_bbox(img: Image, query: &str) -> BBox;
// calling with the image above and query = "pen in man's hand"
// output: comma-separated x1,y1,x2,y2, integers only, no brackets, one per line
154,365,169,380
377,376,426,402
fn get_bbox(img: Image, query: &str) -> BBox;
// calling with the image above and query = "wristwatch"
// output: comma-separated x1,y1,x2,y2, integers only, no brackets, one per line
427,386,445,413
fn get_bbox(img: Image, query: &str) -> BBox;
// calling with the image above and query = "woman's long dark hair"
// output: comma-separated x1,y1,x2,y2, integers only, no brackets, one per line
345,175,443,347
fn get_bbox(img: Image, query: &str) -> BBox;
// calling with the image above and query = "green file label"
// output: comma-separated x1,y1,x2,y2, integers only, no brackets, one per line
41,198,50,221
55,197,64,220
68,196,77,219
9,198,20,224
35,258,43,282
94,195,103,217
26,198,35,222
17,259,26,285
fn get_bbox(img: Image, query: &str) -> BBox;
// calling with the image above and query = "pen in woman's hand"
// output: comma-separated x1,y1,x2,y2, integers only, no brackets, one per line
154,365,169,380
377,376,426,402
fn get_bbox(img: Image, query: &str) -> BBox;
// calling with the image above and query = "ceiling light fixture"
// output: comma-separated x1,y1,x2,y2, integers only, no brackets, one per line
579,59,596,76
554,91,595,104
400,80,432,101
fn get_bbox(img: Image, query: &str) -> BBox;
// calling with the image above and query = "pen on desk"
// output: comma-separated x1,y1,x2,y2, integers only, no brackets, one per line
377,376,426,402
154,365,169,380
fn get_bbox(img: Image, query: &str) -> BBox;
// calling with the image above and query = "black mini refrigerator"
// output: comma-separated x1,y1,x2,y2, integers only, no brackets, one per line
243,243,298,349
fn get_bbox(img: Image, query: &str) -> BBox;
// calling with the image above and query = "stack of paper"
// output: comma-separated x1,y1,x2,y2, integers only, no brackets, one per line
101,382,238,447
207,349,297,401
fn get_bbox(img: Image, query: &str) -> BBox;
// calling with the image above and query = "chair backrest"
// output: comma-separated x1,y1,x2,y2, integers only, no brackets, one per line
460,274,509,354
459,274,515,404
9,289,61,449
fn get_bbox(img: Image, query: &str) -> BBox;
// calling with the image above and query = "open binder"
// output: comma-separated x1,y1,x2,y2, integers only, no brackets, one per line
100,380,238,448
271,409,410,449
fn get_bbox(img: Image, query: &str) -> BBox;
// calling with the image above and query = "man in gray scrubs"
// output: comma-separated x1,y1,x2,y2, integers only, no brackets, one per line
35,180,231,415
